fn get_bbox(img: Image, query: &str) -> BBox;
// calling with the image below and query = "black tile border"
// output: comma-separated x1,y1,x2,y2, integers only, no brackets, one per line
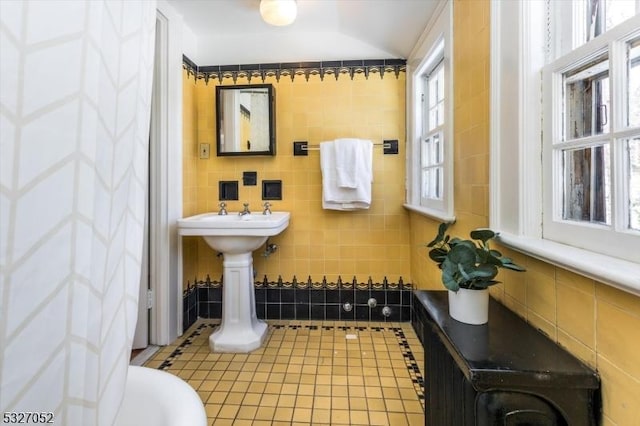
158,322,211,370
183,55,406,84
393,327,425,409
157,321,425,411
182,276,413,330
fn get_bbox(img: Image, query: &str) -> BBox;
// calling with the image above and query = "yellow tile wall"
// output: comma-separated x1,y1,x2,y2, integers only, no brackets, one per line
184,71,409,286
182,71,199,287
409,1,640,425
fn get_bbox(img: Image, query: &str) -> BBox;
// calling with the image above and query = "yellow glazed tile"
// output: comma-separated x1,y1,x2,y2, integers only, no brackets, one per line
216,404,239,419
295,395,314,408
204,403,222,418
597,355,640,425
241,393,261,406
235,406,257,420
385,398,405,412
369,411,389,426
312,409,331,424
597,300,640,380
526,310,556,340
525,270,557,323
557,282,595,348
596,283,640,316
254,406,276,421
556,268,595,293
292,408,312,423
350,410,370,425
388,412,410,426
367,398,386,411
556,329,597,368
273,407,293,422
331,409,351,425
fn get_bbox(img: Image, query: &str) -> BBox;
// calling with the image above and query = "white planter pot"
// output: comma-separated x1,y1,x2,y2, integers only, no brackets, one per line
448,288,489,325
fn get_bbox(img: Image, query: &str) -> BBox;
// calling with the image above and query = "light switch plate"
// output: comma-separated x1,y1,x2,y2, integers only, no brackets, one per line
199,143,210,159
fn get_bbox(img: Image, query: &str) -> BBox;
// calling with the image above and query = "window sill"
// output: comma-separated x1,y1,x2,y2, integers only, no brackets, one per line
403,203,455,223
497,232,640,297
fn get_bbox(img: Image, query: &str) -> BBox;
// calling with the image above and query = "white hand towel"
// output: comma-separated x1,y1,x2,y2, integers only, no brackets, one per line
320,141,372,211
334,138,361,188
356,139,373,185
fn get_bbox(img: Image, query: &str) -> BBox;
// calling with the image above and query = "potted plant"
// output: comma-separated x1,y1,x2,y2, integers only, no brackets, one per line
426,222,526,325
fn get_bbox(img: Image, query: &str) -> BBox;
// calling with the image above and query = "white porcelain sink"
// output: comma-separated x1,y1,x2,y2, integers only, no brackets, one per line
178,212,290,254
177,211,290,353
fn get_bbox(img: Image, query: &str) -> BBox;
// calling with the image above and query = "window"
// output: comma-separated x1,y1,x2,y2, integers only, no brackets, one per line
543,2,640,261
490,0,640,293
405,2,453,221
421,60,445,205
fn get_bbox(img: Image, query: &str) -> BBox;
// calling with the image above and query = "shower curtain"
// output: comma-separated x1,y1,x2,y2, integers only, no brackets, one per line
0,1,156,424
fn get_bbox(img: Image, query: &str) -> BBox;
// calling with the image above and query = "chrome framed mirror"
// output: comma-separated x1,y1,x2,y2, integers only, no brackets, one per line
215,84,276,156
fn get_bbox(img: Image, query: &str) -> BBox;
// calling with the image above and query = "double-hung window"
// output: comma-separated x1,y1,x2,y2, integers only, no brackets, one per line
491,0,640,292
543,1,640,262
405,1,453,221
421,60,445,206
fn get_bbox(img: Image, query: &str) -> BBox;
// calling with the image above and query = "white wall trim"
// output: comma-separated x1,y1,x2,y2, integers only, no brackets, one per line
403,203,455,223
498,232,640,296
150,2,183,345
489,0,502,231
489,0,543,236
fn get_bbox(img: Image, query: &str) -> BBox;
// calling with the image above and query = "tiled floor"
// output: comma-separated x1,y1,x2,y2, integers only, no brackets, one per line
144,320,425,426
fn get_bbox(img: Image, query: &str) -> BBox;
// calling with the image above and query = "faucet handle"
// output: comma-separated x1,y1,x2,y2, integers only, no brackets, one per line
238,202,250,216
262,201,272,215
218,202,227,215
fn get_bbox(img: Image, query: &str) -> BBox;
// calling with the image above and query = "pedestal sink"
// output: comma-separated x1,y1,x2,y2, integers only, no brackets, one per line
177,211,290,352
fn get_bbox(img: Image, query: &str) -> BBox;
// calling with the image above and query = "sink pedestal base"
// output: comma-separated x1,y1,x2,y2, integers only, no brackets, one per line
209,251,267,353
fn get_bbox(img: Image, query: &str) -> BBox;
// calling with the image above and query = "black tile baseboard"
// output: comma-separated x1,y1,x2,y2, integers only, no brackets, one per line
182,275,413,330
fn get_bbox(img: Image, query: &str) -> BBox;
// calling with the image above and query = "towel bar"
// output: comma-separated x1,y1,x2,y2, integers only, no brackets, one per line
293,140,398,156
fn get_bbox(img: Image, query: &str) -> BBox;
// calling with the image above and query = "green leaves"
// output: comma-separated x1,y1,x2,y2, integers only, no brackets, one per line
427,223,526,291
469,229,496,244
428,247,448,264
427,222,451,247
500,257,527,271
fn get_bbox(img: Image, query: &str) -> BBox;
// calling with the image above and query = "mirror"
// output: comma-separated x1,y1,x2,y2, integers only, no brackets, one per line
216,84,276,156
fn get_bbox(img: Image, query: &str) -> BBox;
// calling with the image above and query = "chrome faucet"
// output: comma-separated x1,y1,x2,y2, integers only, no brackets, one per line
238,203,251,216
218,202,228,215
262,201,272,215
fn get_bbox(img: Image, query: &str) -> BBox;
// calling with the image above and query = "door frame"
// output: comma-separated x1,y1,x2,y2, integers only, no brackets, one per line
148,2,183,345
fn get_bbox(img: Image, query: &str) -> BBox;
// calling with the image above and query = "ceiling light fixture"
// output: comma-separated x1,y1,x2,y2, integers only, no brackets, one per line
260,0,297,27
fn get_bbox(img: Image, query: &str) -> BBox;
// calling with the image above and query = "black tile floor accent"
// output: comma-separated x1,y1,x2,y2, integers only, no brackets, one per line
391,327,425,405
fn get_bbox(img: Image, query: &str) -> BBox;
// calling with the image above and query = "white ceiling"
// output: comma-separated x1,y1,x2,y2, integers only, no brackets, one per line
166,0,441,66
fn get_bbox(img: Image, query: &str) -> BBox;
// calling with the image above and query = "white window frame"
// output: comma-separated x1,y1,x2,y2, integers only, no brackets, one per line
490,0,640,296
543,17,640,262
404,0,454,222
421,57,445,206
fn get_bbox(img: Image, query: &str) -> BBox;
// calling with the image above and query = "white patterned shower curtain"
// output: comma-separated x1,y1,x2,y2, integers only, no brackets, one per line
0,1,156,424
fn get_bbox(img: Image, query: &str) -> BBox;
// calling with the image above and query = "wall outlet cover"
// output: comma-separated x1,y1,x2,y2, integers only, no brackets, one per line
199,143,210,159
